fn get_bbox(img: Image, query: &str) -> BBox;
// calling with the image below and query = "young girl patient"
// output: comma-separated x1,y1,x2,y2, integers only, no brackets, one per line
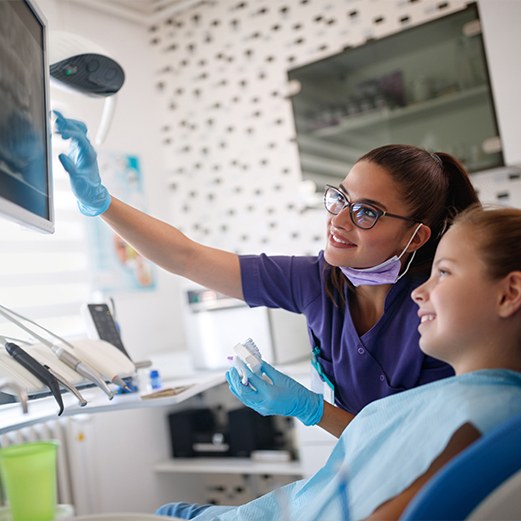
157,205,521,520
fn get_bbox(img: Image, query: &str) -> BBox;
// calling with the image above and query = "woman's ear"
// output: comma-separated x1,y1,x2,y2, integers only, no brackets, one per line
408,224,432,252
498,271,521,318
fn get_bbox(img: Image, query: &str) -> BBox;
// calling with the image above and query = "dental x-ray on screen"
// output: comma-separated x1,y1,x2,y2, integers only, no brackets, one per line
0,0,54,234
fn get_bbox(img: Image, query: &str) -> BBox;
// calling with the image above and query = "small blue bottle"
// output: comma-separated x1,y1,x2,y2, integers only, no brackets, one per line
149,369,162,390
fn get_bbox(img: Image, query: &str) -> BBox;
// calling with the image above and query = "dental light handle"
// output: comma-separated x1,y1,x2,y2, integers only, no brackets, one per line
52,345,114,400
44,365,88,407
5,342,64,416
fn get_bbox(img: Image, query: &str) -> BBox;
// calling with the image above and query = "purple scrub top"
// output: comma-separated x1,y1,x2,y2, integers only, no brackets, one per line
239,252,454,414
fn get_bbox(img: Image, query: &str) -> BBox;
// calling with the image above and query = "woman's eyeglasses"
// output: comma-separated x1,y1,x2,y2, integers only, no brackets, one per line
323,185,417,230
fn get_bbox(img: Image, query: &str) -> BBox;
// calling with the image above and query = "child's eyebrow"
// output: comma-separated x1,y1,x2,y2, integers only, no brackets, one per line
433,257,457,267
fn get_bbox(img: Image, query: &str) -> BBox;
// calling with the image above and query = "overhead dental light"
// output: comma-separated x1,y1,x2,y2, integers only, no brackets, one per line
49,31,125,144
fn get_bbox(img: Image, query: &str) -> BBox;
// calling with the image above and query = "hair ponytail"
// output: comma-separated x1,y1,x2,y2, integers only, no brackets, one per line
437,152,481,227
411,151,481,270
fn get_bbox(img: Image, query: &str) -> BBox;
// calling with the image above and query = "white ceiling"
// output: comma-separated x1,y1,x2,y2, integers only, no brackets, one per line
106,0,159,16
68,0,204,25
107,0,179,16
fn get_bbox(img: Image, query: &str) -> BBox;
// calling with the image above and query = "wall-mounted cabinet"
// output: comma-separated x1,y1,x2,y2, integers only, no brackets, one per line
288,3,503,190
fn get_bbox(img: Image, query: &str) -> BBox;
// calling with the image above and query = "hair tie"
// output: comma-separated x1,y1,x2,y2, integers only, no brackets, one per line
431,153,443,167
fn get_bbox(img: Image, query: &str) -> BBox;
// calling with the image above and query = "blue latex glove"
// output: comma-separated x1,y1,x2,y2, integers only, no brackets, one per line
54,111,111,216
226,361,324,426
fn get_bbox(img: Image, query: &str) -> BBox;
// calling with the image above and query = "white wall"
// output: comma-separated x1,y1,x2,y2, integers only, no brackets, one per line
478,0,521,167
38,0,186,360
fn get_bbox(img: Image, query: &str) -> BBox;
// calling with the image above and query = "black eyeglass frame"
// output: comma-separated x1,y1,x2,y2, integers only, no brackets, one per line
323,184,418,230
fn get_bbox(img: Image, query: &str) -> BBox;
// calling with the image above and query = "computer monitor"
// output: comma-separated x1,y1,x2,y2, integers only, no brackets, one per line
0,0,54,233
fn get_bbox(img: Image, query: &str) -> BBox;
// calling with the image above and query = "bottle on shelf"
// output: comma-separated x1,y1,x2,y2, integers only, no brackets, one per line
149,369,162,390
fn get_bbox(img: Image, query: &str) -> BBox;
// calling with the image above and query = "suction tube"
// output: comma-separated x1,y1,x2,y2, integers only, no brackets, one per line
4,342,64,416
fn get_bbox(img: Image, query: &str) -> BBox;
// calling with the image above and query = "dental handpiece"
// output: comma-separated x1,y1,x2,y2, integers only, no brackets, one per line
5,342,64,416
44,365,88,407
111,374,131,390
51,344,114,400
0,378,29,414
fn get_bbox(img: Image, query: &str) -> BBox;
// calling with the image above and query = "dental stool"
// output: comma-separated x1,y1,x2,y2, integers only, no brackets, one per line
400,412,521,520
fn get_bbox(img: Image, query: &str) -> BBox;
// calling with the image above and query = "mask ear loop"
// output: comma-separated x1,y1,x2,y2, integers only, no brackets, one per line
397,223,424,281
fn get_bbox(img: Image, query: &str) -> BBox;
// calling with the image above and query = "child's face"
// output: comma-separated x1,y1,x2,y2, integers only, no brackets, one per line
411,224,503,371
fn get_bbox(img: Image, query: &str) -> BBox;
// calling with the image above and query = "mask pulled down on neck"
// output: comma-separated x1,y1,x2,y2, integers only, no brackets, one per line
340,223,423,287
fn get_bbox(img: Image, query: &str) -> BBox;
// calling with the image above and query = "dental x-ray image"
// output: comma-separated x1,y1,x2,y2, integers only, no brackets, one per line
0,0,50,222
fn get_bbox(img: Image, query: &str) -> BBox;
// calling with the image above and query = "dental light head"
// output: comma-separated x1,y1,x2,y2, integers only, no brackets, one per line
49,31,124,97
49,31,125,144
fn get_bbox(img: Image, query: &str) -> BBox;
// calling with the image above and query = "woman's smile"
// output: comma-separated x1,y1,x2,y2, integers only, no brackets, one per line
329,229,356,248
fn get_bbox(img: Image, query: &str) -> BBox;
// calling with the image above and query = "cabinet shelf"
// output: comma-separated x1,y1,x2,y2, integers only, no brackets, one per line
154,457,304,476
312,84,490,138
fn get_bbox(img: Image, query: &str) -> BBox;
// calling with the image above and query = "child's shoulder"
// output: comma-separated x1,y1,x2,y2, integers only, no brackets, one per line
435,370,521,433
369,369,521,416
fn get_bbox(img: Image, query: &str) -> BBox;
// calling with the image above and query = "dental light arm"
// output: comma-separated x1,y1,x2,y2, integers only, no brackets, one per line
95,96,117,145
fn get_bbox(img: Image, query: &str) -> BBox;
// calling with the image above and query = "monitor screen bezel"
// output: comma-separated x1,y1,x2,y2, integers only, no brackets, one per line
0,0,54,234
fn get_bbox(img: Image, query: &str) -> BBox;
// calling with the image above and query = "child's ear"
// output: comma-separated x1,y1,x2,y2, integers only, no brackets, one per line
498,272,521,318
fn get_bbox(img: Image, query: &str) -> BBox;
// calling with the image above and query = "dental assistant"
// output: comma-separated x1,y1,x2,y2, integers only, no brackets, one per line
54,112,479,437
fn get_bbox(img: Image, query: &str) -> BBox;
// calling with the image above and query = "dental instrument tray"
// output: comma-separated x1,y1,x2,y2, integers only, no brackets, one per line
0,338,136,396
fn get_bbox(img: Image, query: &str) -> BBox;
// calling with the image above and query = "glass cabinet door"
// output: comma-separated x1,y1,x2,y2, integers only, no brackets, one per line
288,4,503,190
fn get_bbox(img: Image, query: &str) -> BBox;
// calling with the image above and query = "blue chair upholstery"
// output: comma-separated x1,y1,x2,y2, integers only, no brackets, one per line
400,413,521,520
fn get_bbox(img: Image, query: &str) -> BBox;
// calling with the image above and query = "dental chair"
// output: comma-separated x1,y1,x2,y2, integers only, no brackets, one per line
400,412,521,520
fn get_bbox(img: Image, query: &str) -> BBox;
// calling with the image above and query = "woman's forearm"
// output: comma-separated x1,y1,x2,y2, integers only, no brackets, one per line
102,197,244,298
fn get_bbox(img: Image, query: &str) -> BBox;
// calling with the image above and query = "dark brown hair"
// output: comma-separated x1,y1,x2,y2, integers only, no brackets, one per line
452,205,521,279
326,144,480,305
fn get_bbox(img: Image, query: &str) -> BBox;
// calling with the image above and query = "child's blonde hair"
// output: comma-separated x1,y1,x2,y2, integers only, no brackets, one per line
452,205,521,279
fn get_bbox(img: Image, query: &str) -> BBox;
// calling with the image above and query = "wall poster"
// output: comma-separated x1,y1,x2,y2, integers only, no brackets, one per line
86,152,155,292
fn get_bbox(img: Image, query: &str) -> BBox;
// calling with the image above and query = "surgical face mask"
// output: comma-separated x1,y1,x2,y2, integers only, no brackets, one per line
340,223,423,287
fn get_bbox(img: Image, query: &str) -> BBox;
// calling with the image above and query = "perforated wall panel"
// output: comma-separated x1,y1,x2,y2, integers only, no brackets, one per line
149,0,484,255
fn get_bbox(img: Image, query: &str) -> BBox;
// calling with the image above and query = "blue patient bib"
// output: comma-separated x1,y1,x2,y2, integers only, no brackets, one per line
190,370,521,521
